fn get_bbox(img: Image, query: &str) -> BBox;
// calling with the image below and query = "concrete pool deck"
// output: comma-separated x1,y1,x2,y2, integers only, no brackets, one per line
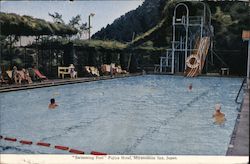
0,73,142,93
227,88,249,156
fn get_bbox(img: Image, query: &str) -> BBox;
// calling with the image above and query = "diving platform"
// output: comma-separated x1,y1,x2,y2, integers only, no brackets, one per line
159,2,213,77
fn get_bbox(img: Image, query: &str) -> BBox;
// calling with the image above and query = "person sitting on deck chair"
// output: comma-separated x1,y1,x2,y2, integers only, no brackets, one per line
213,104,226,124
69,64,77,79
48,98,58,109
11,67,33,84
23,69,33,84
12,66,19,84
15,68,33,84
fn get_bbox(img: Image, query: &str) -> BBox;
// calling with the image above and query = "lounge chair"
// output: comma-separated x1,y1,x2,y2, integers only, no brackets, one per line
6,70,12,79
6,69,32,84
0,74,7,85
5,70,13,84
33,68,48,81
100,64,111,75
101,64,127,75
84,66,100,77
89,66,100,77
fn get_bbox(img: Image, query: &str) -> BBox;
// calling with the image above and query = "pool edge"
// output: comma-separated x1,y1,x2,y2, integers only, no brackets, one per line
226,88,249,156
0,73,142,93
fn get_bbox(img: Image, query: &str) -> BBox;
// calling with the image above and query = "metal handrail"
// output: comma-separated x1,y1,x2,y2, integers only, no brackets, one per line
160,36,189,72
235,78,246,104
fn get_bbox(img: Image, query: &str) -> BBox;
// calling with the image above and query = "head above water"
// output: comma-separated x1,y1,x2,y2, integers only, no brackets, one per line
50,98,55,104
215,103,221,111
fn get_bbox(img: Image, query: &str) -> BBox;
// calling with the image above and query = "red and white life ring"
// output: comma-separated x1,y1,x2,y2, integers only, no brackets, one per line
186,55,200,69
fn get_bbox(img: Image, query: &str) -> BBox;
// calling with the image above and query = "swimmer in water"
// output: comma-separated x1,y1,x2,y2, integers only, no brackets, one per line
48,98,58,109
213,104,226,124
188,83,192,91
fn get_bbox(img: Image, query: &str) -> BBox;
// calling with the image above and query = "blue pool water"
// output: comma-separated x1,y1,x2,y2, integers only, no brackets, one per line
0,75,243,155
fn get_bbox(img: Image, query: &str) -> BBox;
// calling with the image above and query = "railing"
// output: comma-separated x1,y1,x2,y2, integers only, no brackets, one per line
189,16,203,24
235,78,246,104
160,49,172,72
159,37,188,73
174,16,203,25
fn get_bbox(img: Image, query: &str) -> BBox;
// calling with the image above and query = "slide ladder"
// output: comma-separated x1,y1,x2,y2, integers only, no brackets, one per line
185,37,210,77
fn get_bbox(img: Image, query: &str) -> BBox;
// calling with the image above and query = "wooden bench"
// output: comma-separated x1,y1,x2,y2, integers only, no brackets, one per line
58,67,70,79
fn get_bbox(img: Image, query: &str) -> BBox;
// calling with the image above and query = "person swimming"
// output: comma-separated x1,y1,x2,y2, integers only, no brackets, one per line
188,83,192,91
48,98,58,109
213,104,226,124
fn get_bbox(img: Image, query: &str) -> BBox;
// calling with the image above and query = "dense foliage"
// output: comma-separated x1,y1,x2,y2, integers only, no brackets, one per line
93,0,250,75
0,12,78,36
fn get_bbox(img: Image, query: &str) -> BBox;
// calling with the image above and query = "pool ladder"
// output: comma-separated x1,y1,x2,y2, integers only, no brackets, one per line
235,78,246,104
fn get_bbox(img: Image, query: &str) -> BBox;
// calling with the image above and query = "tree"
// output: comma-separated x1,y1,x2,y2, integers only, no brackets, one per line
48,12,65,24
68,15,81,27
68,15,89,39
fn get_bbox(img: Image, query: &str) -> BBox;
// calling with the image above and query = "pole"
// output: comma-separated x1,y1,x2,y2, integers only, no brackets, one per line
185,17,189,71
36,37,39,69
247,41,250,88
171,17,175,74
88,13,95,40
88,15,91,40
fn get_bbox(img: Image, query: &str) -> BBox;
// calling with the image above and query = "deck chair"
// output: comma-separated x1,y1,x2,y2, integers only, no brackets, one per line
33,68,48,81
5,70,16,83
100,64,111,75
6,70,12,79
89,66,100,77
6,70,21,84
84,66,100,77
0,73,7,85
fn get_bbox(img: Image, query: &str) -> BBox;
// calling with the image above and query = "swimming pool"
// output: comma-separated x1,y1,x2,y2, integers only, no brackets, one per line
0,75,243,155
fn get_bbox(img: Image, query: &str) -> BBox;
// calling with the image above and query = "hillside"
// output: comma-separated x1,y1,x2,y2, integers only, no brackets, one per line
92,0,165,42
93,0,250,75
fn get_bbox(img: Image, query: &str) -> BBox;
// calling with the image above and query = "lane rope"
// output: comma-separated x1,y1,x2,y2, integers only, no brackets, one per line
20,140,33,145
54,145,69,151
91,151,107,155
4,137,17,142
0,135,106,155
69,149,84,154
37,142,50,147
